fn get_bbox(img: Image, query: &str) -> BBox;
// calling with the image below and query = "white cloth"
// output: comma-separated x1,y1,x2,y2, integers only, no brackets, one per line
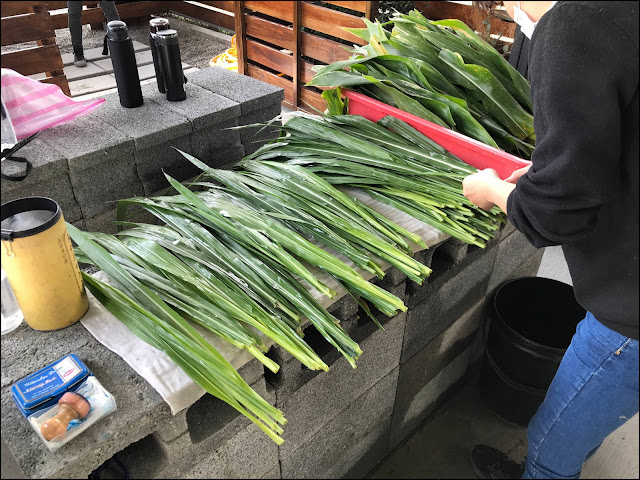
81,189,449,415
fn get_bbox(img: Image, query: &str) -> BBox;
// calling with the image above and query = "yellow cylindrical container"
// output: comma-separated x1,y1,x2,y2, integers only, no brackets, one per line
1,197,89,331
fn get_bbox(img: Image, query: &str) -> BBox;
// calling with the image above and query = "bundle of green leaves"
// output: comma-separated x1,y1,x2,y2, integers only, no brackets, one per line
308,10,535,159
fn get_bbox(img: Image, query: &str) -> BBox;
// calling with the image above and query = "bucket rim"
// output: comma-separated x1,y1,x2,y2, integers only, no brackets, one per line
1,196,61,241
491,276,579,356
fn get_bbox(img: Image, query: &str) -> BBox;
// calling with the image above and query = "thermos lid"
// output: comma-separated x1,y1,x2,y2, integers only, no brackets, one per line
154,29,179,45
149,17,170,33
106,20,129,41
1,197,61,241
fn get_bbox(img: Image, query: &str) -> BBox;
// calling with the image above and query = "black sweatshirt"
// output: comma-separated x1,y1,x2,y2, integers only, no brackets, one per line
506,1,639,339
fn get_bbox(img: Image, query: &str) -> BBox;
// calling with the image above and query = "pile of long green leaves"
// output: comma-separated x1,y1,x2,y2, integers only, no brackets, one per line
241,110,505,248
307,10,535,159
70,108,504,445
69,124,439,442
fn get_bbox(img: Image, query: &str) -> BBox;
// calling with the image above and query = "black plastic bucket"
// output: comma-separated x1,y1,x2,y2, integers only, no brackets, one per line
480,277,586,426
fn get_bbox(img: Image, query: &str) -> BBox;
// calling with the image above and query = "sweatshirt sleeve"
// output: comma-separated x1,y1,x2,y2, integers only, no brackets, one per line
506,3,633,248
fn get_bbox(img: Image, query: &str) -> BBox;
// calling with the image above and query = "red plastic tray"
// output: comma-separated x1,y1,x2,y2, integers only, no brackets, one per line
344,89,531,180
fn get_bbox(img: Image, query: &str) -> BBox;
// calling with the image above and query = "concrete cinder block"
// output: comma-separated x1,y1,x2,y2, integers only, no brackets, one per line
84,208,120,234
1,337,172,479
0,321,95,389
468,325,486,371
157,409,189,444
390,346,473,450
0,138,83,223
71,218,88,231
185,376,275,448
1,434,26,479
378,265,409,288
122,201,163,226
407,238,469,305
433,237,470,268
265,294,400,401
173,425,279,479
413,246,436,268
404,299,483,380
261,464,281,479
191,119,240,147
337,417,392,479
264,314,361,400
187,68,284,115
326,293,360,323
487,228,542,294
134,135,199,196
86,203,162,235
36,115,144,219
88,91,192,151
190,124,245,169
264,346,323,400
238,357,267,387
279,367,398,479
91,432,169,479
68,152,145,218
239,105,282,155
394,301,484,443
37,111,134,173
142,82,241,131
402,245,497,362
497,219,517,242
276,312,405,458
161,393,279,479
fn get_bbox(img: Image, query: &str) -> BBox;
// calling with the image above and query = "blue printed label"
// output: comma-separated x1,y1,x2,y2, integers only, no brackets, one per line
16,357,82,403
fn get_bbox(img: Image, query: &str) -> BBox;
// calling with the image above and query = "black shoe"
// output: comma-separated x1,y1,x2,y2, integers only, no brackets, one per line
470,445,525,479
73,46,87,67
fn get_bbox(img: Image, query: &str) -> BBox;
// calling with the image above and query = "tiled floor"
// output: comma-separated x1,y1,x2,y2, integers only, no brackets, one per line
368,246,639,479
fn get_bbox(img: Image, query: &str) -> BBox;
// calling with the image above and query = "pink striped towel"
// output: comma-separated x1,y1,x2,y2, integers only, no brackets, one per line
1,69,104,140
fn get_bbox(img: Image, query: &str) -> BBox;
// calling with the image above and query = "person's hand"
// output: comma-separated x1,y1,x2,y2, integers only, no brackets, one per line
504,164,531,184
462,169,501,211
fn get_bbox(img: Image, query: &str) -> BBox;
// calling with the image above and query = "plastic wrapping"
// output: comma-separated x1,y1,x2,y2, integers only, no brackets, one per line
28,376,117,452
0,69,104,141
1,95,17,150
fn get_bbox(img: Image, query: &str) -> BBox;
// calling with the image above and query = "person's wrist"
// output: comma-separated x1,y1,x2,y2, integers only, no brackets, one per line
484,176,505,205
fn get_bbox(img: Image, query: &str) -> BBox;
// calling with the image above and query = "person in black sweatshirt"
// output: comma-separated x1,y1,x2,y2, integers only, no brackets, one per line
464,1,639,478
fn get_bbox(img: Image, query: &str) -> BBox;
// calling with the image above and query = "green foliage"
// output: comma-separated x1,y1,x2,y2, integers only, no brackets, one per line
309,10,535,158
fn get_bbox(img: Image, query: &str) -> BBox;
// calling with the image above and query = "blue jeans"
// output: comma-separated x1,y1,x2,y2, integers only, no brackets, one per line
523,312,639,479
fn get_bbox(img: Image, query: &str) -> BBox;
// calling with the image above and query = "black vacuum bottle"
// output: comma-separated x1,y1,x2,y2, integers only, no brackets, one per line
105,20,143,108
149,17,171,94
154,29,187,102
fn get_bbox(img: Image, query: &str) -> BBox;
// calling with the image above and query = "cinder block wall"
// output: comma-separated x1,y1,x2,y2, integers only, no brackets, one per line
0,219,542,480
84,224,542,480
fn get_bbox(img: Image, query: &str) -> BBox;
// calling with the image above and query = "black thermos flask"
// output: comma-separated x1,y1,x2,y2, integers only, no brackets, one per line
149,17,171,94
154,29,187,102
105,20,143,108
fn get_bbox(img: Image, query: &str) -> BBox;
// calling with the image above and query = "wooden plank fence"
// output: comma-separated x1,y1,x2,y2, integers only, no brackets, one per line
234,1,379,112
1,2,70,96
